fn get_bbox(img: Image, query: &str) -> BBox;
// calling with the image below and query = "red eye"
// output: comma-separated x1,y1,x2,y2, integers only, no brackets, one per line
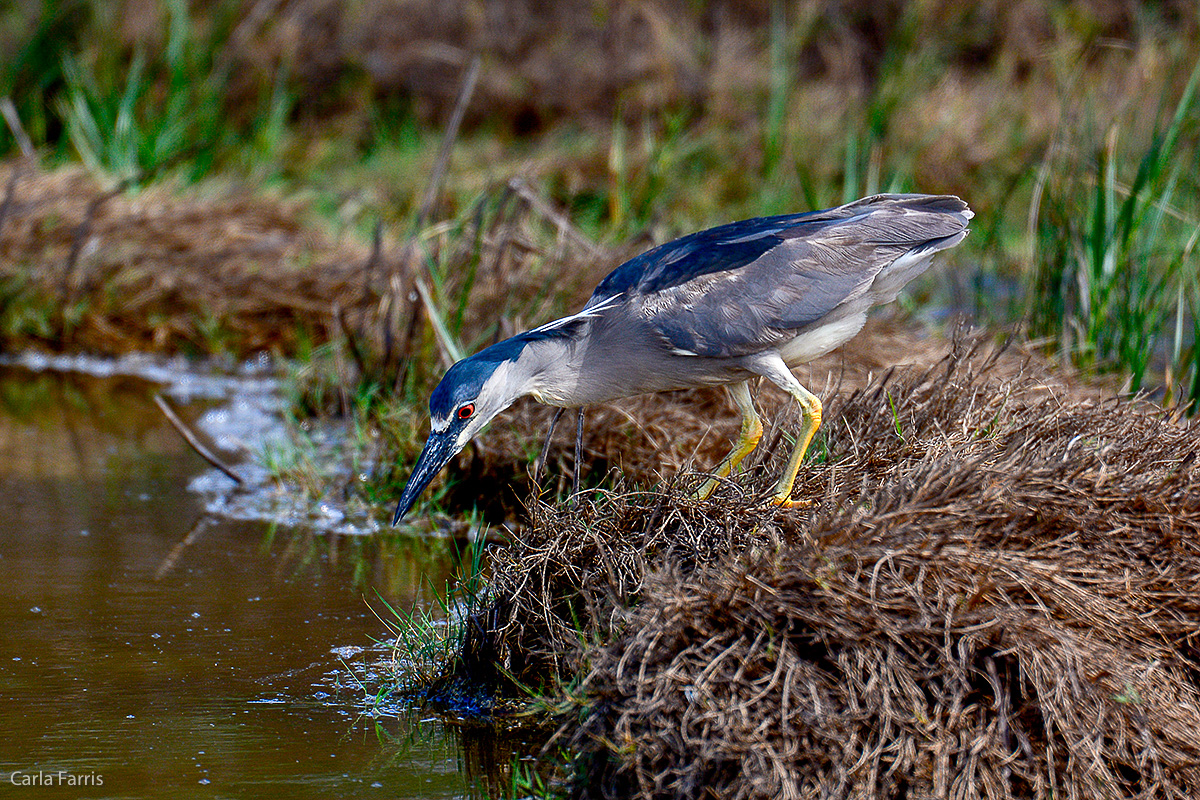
457,403,475,420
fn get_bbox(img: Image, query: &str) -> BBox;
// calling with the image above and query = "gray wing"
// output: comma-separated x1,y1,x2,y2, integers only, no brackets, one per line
630,194,972,358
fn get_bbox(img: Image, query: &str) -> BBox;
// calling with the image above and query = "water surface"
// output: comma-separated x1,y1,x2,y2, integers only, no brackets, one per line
0,362,519,798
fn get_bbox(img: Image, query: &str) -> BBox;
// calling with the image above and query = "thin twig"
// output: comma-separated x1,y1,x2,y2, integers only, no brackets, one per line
509,177,602,258
488,181,519,282
62,180,131,302
0,97,34,241
60,141,210,305
415,276,464,367
387,55,481,386
487,183,522,345
0,162,20,240
215,0,281,77
391,275,424,393
153,394,243,485
0,97,34,158
361,217,384,312
415,53,481,230
334,302,370,379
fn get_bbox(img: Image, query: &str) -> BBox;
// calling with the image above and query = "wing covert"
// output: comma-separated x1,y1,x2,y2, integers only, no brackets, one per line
586,194,971,358
637,236,883,357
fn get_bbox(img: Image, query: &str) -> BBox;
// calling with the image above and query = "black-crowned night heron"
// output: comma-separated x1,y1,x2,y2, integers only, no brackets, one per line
393,193,972,523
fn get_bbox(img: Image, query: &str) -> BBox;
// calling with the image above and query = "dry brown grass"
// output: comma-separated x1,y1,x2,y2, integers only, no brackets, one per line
0,164,603,359
0,163,374,354
452,337,1200,799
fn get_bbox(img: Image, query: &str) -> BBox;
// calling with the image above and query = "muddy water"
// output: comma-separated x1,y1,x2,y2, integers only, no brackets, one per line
0,361,520,798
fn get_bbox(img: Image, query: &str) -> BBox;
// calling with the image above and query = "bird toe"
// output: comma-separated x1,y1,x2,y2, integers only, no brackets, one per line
771,495,813,509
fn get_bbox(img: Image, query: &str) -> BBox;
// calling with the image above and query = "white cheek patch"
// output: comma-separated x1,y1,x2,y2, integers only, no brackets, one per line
431,414,452,433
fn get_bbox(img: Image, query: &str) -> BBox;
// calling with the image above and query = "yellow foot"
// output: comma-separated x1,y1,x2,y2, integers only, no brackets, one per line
770,495,813,509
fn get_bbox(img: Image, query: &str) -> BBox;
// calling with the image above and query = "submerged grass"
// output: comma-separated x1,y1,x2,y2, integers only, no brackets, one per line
371,532,503,711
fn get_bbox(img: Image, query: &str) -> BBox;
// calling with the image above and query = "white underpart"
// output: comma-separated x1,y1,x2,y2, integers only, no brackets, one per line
771,228,969,367
868,251,936,305
777,313,868,366
870,228,968,304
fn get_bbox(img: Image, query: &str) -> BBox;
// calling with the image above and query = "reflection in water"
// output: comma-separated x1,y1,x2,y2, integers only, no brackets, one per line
0,363,529,799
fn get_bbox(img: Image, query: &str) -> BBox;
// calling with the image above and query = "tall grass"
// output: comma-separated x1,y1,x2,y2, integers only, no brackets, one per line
57,0,229,182
605,109,706,235
0,2,83,157
1029,56,1200,408
6,1,1199,418
49,0,295,184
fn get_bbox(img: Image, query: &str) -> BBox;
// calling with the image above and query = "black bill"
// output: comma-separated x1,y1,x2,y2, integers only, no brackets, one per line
391,432,460,524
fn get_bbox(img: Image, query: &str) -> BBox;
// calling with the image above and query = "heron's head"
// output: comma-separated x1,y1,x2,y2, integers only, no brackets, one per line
392,343,537,523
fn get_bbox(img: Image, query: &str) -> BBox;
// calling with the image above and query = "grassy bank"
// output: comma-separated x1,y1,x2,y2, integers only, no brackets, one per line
404,339,1200,798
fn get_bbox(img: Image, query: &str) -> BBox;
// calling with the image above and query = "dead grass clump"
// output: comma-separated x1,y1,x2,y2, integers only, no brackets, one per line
0,164,603,360
0,164,373,354
462,339,1200,798
470,484,782,691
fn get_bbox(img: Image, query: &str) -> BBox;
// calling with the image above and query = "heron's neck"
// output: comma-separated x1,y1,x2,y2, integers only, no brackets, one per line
511,330,586,408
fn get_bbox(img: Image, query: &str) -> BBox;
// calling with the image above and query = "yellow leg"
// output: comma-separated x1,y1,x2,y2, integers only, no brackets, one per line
771,383,822,507
742,351,823,508
695,381,762,500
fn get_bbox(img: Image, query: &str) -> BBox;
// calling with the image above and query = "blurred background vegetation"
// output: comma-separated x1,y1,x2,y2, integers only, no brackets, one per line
0,0,1198,509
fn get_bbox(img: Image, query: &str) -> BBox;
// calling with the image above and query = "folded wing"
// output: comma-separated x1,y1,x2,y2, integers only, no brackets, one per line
588,194,971,358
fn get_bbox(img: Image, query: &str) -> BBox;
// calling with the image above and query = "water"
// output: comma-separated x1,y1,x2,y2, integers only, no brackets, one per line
0,361,522,798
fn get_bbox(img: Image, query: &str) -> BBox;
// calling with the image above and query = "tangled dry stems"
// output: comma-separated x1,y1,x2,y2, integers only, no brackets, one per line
0,164,600,361
0,165,371,353
463,339,1200,799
